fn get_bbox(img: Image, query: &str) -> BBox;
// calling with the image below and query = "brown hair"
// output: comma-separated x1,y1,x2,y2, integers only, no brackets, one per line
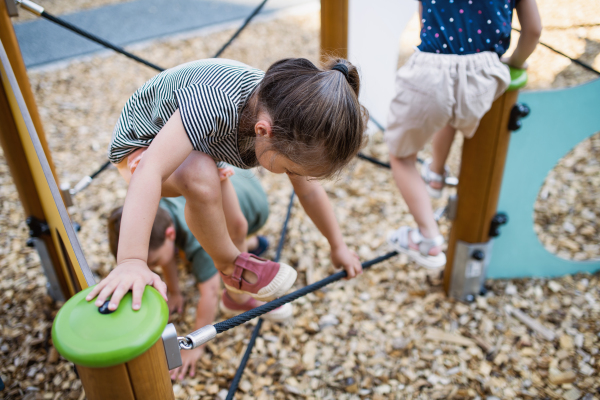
107,206,173,258
242,57,368,178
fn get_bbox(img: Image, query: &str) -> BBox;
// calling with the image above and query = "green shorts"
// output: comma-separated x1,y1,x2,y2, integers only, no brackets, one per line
189,168,269,283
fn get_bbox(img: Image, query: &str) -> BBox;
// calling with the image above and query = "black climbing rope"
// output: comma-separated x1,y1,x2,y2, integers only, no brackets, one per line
214,0,269,58
226,190,295,399
512,28,600,76
213,251,398,334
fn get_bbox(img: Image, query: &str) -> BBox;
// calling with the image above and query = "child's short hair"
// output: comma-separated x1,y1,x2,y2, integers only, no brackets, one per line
107,206,173,258
255,57,368,178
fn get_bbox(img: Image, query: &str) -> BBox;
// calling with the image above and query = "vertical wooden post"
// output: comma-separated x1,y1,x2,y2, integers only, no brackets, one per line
320,0,348,60
443,90,519,294
0,0,58,181
0,1,92,298
77,341,175,400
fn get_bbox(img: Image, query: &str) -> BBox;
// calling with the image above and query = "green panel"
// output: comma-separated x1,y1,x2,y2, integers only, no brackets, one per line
52,286,168,368
507,67,528,91
489,77,600,278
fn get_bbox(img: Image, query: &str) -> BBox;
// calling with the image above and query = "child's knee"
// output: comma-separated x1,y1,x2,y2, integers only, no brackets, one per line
229,215,248,242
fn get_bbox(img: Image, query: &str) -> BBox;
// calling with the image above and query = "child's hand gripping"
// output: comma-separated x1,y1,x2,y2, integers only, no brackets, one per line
331,244,362,279
86,259,168,311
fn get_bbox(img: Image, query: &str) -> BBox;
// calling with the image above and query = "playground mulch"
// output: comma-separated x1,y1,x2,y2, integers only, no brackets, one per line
1,1,599,399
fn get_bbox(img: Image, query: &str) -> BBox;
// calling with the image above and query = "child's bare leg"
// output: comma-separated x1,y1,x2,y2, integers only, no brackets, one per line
389,153,441,255
429,124,457,189
220,177,248,253
219,177,255,304
161,152,256,282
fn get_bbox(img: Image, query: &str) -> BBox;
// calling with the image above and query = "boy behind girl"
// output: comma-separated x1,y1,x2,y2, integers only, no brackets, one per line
107,168,292,380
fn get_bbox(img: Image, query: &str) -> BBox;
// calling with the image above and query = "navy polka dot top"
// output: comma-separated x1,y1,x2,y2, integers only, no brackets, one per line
417,0,520,56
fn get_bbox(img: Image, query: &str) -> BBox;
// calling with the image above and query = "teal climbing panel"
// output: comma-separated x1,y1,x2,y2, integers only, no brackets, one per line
488,77,600,278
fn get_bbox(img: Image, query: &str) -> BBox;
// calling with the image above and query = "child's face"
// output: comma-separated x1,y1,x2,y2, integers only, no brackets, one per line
256,146,309,177
147,234,176,269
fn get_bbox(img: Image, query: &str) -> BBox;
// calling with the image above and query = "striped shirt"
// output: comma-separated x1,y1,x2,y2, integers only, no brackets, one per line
108,59,264,168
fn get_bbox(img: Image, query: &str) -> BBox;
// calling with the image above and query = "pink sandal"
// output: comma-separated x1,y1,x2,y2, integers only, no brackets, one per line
219,253,297,301
219,290,293,322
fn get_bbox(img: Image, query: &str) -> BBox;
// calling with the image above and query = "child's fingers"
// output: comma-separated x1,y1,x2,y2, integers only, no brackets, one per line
178,363,189,380
152,275,168,302
109,283,132,311
131,281,146,311
170,366,179,380
94,280,120,307
86,281,106,302
189,361,196,378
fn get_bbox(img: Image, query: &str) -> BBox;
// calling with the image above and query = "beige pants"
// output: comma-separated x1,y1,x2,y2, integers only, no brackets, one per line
385,51,511,158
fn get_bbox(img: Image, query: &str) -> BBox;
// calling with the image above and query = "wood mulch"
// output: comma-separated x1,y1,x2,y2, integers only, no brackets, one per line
1,1,599,399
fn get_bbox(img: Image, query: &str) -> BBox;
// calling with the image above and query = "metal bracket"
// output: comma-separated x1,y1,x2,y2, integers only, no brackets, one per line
162,323,182,370
448,240,493,302
5,0,18,16
489,212,508,237
26,216,49,238
508,103,530,131
27,237,65,301
446,194,458,220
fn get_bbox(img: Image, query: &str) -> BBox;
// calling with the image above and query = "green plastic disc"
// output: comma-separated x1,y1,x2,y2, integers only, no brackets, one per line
508,67,528,91
52,286,168,368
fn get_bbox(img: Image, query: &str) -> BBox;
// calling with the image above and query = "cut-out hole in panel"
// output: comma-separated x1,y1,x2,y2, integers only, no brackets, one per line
534,132,600,261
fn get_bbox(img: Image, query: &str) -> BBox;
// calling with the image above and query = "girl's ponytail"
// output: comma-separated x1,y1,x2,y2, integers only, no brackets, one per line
255,57,368,179
325,58,361,99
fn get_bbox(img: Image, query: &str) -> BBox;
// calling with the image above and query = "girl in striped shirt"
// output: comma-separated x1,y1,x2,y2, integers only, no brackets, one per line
87,58,367,312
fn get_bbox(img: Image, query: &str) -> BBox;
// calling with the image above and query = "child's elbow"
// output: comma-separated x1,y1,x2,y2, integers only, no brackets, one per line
527,25,542,41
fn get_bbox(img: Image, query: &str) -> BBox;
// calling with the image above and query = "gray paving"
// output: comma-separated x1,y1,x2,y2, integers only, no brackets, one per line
14,0,314,68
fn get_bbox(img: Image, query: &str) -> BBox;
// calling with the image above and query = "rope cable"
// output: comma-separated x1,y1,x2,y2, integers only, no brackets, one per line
512,28,600,76
213,251,398,334
225,190,295,399
40,11,165,72
213,0,269,58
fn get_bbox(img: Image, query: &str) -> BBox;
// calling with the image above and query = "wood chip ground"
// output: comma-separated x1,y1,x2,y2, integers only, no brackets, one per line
1,1,599,399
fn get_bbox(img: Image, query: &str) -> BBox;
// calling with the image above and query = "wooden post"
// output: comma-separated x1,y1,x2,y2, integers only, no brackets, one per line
443,89,520,294
77,341,175,400
0,0,58,181
0,2,93,298
320,0,348,60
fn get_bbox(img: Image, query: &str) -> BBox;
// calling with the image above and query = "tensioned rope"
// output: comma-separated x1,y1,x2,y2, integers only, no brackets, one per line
225,190,295,399
512,28,600,76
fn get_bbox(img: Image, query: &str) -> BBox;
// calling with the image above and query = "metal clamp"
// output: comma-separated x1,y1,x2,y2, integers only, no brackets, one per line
16,0,44,16
178,325,217,350
161,323,182,370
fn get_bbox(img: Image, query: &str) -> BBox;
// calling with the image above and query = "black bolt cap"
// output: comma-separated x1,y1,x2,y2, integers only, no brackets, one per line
472,250,485,261
98,300,115,314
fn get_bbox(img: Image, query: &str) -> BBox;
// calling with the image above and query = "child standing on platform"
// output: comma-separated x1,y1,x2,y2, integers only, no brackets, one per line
87,58,366,311
386,0,541,268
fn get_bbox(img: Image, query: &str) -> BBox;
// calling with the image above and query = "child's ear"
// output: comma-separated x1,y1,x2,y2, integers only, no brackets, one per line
255,119,272,138
165,226,176,241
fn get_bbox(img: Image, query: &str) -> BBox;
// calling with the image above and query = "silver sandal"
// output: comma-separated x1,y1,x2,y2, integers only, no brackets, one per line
421,159,450,199
388,226,446,269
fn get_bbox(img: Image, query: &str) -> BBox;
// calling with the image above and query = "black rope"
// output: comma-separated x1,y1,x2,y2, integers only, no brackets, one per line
214,251,398,334
512,28,600,76
40,11,165,72
226,190,295,399
89,160,111,180
368,115,385,132
213,0,269,58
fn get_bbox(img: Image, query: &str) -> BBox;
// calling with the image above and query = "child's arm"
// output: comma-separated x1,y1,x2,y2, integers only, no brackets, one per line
505,0,542,69
162,256,184,315
288,175,362,279
171,274,219,380
87,110,194,310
